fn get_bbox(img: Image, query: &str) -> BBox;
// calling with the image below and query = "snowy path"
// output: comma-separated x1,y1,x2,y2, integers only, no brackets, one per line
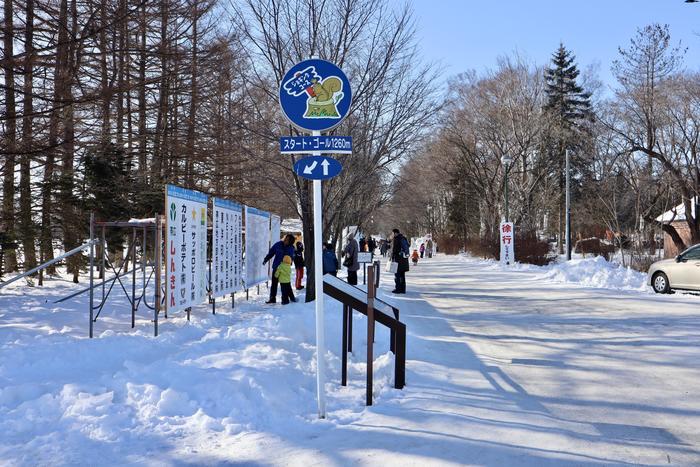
1,255,700,466
360,256,700,465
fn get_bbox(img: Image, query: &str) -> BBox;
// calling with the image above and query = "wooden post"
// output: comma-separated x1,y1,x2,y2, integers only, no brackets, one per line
348,307,353,353
342,304,348,386
395,322,406,389
366,266,375,406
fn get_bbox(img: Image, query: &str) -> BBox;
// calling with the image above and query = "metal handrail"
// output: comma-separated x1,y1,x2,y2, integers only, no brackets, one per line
0,240,98,290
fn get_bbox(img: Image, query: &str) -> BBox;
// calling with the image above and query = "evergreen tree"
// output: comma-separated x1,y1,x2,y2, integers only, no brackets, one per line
543,43,593,253
544,44,592,127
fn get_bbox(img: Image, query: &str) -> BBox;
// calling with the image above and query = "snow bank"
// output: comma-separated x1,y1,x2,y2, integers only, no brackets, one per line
539,256,649,292
464,254,649,293
0,274,400,465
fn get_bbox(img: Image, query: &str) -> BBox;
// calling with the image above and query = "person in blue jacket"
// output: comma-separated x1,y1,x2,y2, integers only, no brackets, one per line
263,233,296,304
322,243,339,276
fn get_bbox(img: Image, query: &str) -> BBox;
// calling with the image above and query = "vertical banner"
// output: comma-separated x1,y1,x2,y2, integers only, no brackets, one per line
244,206,271,288
500,222,515,266
212,198,243,297
165,185,208,313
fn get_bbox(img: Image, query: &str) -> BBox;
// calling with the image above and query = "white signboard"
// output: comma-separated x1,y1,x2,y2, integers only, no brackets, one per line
500,222,515,266
245,206,271,288
165,185,208,313
357,252,373,263
212,198,243,297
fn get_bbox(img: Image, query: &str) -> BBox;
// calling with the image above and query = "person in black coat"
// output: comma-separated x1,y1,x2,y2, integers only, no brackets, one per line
390,228,410,294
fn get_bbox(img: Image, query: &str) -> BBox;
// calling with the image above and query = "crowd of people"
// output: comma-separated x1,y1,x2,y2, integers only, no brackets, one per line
263,230,436,302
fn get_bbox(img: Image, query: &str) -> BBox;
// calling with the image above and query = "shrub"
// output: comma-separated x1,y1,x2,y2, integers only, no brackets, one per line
464,237,499,260
515,232,555,266
574,237,615,261
465,233,555,266
437,236,464,255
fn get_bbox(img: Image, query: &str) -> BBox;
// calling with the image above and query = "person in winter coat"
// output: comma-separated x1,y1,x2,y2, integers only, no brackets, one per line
274,255,296,304
368,237,377,256
263,234,295,304
412,249,419,265
322,243,339,276
391,228,410,294
419,243,425,259
342,233,360,285
293,241,305,290
359,237,367,253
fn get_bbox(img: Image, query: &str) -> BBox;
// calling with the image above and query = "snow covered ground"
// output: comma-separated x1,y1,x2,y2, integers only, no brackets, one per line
1,255,699,465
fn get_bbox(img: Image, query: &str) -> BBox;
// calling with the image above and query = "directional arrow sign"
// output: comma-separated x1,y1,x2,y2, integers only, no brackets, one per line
294,156,342,181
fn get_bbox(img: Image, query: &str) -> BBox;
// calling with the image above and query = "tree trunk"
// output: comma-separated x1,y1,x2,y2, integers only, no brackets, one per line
2,0,18,272
19,0,38,272
137,0,147,181
59,0,80,283
184,0,198,186
301,180,316,302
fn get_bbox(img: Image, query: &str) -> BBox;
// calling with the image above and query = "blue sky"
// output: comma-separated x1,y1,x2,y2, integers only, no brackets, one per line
411,0,700,93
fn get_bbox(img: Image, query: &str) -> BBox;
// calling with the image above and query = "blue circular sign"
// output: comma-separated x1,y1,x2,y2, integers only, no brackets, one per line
279,59,352,133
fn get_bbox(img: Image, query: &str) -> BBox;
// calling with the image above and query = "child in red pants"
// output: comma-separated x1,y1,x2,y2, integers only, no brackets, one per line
293,241,305,290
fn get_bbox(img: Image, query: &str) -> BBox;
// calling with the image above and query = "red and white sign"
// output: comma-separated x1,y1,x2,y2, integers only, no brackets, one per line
500,222,515,266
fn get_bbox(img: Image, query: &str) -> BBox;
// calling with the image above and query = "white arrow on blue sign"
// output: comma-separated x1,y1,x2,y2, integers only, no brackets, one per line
294,156,342,180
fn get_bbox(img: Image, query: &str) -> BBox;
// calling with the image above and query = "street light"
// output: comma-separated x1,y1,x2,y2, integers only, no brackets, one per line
501,155,513,222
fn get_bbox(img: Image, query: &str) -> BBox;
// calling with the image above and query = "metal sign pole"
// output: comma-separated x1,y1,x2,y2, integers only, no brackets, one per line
279,57,351,420
313,129,327,419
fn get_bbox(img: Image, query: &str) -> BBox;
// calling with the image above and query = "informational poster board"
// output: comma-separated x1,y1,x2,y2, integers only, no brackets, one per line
212,198,243,297
500,222,515,266
358,252,373,263
270,214,281,246
245,206,271,288
165,185,208,313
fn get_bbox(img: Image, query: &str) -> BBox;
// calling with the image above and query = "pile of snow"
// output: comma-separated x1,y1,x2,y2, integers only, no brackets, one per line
538,256,649,292
464,254,649,293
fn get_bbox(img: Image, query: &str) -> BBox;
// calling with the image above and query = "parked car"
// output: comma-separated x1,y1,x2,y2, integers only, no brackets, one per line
648,244,700,293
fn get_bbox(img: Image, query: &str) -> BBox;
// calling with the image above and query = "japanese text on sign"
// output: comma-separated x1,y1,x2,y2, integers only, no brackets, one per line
279,136,352,154
166,185,208,313
500,222,515,266
212,198,243,297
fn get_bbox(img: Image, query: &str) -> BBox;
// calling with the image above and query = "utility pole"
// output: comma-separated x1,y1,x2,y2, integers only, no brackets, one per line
501,155,512,222
565,149,572,260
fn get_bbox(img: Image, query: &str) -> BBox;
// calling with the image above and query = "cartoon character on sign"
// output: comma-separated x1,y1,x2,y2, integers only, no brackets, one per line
283,66,345,119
